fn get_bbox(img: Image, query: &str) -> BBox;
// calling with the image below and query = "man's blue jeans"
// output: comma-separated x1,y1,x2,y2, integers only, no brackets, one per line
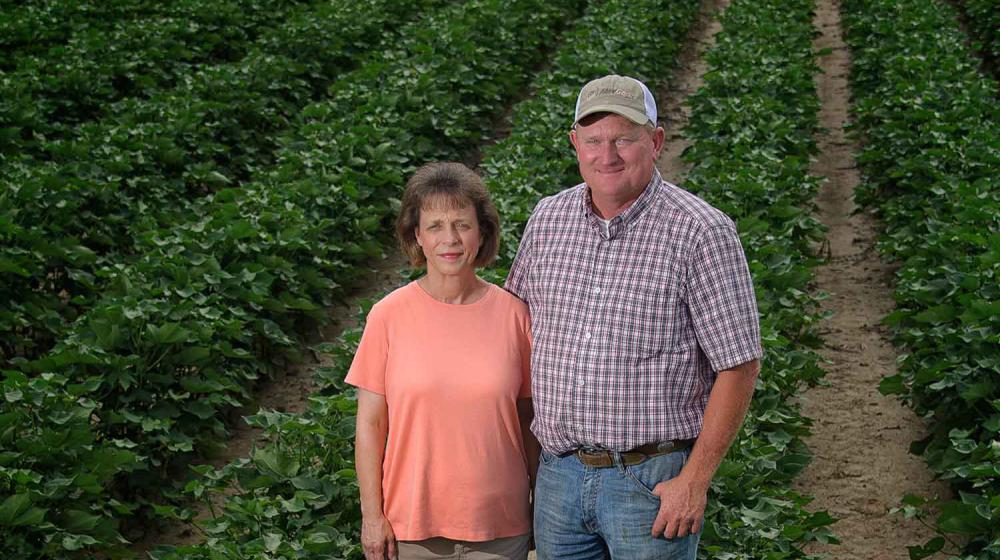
533,448,700,560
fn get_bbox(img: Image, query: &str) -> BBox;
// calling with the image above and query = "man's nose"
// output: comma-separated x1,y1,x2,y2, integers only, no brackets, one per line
598,141,622,163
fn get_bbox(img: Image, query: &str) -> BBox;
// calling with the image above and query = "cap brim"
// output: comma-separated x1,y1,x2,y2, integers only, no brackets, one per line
574,104,651,127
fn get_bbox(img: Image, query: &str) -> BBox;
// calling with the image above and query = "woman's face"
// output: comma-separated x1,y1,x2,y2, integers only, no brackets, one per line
414,198,482,278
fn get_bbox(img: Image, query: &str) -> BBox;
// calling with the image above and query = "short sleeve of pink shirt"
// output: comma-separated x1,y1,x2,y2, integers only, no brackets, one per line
345,282,532,542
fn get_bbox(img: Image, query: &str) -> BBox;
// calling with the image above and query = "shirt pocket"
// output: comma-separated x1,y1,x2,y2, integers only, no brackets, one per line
607,281,679,359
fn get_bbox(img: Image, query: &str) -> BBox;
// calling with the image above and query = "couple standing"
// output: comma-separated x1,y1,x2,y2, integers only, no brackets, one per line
346,75,762,560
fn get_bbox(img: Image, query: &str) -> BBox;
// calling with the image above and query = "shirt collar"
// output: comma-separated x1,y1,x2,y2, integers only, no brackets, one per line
579,168,663,239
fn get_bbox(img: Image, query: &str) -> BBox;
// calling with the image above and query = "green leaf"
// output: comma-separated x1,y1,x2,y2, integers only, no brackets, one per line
264,532,282,552
879,374,905,395
61,534,99,551
937,500,991,535
0,257,30,277
912,304,956,324
984,414,1000,434
147,323,190,345
0,493,45,527
0,493,31,525
60,510,102,533
228,220,257,240
207,171,231,186
907,537,945,559
13,507,47,527
253,448,300,479
185,400,217,420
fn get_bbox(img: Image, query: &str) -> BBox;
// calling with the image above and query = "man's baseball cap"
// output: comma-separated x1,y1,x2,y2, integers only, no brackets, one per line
573,74,657,127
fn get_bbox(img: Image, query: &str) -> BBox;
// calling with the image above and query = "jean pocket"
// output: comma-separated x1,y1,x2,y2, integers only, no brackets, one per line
539,449,558,466
622,466,660,502
621,450,689,502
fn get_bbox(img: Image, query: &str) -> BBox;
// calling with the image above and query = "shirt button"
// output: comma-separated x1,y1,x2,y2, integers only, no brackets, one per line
584,332,591,340
577,380,585,388
594,287,601,294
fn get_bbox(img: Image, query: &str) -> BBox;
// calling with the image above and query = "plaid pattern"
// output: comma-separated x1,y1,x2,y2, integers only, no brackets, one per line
506,170,762,454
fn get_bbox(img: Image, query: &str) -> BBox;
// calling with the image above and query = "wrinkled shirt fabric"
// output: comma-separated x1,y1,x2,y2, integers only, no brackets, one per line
506,170,762,455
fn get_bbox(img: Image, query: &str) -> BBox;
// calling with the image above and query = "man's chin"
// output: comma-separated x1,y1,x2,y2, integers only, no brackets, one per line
589,182,633,197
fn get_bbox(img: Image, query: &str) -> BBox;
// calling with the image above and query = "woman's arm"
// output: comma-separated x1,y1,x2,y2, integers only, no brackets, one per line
356,388,396,560
517,398,540,489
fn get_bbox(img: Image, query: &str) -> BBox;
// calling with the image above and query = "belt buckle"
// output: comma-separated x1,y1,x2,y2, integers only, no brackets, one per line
576,448,614,468
656,441,677,454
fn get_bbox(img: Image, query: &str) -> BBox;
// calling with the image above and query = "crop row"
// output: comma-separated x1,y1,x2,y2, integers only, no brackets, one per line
668,0,833,555
1,0,171,67
0,0,445,367
0,0,584,557
0,0,314,156
145,0,839,556
962,0,999,60
144,0,697,557
842,0,998,558
488,0,835,555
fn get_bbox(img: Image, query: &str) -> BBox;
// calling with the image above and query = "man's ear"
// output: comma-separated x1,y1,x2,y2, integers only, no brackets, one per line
652,126,666,157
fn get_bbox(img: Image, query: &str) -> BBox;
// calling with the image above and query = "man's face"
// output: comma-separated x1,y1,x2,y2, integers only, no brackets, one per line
570,113,664,217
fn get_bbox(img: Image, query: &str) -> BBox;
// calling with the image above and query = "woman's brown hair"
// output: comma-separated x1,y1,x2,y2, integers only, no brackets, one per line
396,162,500,268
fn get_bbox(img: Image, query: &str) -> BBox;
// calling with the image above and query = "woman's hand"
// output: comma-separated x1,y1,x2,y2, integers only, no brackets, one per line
356,390,395,559
361,514,397,560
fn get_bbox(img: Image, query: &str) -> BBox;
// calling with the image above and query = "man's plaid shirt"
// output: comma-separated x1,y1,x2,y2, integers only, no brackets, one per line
505,170,763,455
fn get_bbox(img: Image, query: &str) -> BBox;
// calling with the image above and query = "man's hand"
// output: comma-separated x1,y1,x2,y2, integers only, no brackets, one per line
650,474,709,539
648,359,759,539
361,514,397,560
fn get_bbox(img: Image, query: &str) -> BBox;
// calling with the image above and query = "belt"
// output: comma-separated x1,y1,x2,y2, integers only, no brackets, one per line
573,440,695,468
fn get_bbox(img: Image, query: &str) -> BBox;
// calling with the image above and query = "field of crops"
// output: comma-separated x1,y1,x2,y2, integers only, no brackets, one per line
843,0,999,557
1,0,996,558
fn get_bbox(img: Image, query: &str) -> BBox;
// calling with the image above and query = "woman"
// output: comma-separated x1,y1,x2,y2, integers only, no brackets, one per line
347,162,538,560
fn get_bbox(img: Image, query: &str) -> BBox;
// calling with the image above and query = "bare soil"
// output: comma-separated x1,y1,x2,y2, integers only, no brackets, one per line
133,0,953,557
793,0,950,558
656,0,727,184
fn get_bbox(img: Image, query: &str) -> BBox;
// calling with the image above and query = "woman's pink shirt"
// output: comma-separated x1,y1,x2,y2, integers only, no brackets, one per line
346,282,532,541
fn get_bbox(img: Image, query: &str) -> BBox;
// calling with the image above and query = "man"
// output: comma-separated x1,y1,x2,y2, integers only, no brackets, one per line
505,74,762,559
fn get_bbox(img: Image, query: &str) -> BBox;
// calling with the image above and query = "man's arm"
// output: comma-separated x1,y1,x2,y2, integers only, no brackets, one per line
650,358,760,539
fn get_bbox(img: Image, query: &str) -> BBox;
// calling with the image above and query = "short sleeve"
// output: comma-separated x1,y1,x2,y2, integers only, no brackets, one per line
686,224,763,372
345,304,389,395
517,308,532,399
504,210,537,303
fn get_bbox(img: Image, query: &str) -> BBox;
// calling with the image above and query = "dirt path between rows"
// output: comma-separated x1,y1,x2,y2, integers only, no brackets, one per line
136,1,952,557
656,0,727,185
793,0,950,558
